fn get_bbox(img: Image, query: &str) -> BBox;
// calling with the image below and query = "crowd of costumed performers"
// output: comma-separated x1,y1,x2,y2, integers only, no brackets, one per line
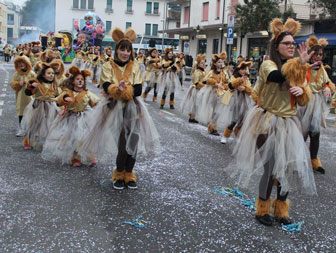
7,17,336,227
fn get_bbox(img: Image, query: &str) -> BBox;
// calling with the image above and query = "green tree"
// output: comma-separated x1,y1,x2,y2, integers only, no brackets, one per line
21,0,55,32
234,0,283,36
308,0,336,19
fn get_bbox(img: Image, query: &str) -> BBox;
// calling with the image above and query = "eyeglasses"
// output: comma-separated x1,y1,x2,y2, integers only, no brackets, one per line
279,41,298,48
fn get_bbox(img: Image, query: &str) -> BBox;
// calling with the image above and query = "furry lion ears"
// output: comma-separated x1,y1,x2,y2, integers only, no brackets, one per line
212,51,227,61
196,53,206,63
68,66,92,79
307,35,328,49
111,27,136,44
270,18,301,40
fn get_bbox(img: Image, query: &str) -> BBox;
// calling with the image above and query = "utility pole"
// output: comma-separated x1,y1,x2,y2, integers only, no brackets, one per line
220,0,226,52
161,0,167,52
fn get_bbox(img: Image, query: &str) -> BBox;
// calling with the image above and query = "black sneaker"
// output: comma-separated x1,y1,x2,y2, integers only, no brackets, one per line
189,118,199,123
315,167,325,174
276,217,292,225
126,181,137,189
113,180,125,190
210,131,220,136
256,214,273,226
170,105,175,109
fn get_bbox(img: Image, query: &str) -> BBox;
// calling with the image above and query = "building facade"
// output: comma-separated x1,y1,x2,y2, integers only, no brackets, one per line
0,0,8,44
165,0,335,77
55,0,178,51
5,1,21,44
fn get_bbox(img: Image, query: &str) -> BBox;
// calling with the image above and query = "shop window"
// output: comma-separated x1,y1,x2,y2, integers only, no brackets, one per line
198,39,207,54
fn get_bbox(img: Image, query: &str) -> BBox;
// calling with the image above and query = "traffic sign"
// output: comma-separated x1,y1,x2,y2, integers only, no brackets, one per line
227,26,234,44
228,15,235,27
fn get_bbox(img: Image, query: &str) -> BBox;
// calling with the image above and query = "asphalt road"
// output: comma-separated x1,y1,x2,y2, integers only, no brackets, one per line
1,60,336,252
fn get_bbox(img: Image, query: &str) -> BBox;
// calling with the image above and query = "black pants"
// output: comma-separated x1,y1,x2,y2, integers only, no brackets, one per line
257,134,288,201
19,116,23,124
4,54,10,62
144,83,157,97
227,121,237,130
116,129,138,173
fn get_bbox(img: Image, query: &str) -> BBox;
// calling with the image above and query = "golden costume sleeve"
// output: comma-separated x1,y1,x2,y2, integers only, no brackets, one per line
10,73,22,92
87,91,100,107
99,62,113,87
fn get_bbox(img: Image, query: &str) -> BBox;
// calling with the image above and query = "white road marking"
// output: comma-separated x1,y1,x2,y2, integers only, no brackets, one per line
0,94,6,97
0,101,4,106
2,88,6,91
160,110,175,116
4,84,7,87
0,109,2,116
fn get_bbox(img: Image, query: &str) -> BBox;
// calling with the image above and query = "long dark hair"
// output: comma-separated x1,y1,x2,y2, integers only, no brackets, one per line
269,31,293,69
210,57,221,71
233,65,247,78
164,51,175,61
309,45,324,62
37,66,56,84
114,40,134,62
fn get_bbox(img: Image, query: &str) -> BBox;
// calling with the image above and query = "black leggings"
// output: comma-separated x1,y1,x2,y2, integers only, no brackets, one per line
257,134,288,201
307,131,320,159
161,89,174,102
19,116,23,123
116,129,138,173
144,83,157,97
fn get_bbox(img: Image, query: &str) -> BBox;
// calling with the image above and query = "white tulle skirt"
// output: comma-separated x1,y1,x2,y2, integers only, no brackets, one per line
231,106,316,195
84,61,92,71
217,91,253,128
71,58,84,69
22,99,60,147
195,86,219,125
297,92,329,136
180,85,198,116
158,71,181,96
78,97,161,164
42,110,95,164
145,72,159,86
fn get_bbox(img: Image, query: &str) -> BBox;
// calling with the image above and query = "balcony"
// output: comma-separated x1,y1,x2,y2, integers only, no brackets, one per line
105,6,113,13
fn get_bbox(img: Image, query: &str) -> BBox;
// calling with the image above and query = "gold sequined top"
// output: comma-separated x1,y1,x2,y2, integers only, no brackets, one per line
192,68,206,89
205,69,230,96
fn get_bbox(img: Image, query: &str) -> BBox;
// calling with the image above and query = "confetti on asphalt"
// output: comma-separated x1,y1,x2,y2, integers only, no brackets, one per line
123,214,149,228
215,186,256,211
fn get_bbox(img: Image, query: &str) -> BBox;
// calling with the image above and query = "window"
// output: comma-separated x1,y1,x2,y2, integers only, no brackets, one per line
80,0,86,9
7,28,13,38
184,7,190,24
176,21,180,28
145,24,151,36
127,0,132,12
146,2,152,14
153,2,159,14
152,24,158,36
202,2,209,21
7,14,14,25
213,39,219,54
106,0,112,9
216,0,220,19
73,0,79,8
198,40,207,54
106,21,112,33
126,22,132,29
88,0,94,9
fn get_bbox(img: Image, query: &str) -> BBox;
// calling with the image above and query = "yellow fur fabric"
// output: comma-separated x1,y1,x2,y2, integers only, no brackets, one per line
327,81,335,93
282,58,308,87
196,82,205,89
124,171,136,184
224,128,232,138
272,199,290,218
251,92,258,104
245,86,252,95
11,81,22,92
208,124,217,133
112,168,125,181
295,85,312,106
311,157,322,169
160,99,165,105
231,77,244,89
108,84,134,101
255,197,271,216
206,77,217,86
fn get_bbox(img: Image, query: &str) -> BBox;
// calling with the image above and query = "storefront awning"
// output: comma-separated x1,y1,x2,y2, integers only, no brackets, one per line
295,33,336,45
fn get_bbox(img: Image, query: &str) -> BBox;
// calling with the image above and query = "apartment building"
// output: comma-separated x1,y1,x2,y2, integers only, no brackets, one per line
166,0,336,77
5,1,21,44
55,0,179,50
0,0,7,44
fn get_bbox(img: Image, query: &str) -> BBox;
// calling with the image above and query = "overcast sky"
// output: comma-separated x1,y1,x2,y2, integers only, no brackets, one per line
9,0,27,6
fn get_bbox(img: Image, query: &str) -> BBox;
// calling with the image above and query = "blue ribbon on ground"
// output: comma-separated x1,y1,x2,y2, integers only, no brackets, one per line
214,186,256,211
282,222,304,232
123,215,148,228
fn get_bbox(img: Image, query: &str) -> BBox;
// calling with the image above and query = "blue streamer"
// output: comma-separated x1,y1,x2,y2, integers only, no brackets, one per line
215,186,256,211
282,222,304,232
123,215,148,228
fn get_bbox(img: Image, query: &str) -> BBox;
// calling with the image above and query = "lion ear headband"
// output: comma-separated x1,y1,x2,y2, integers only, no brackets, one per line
307,35,328,49
111,27,137,44
270,18,301,41
196,53,206,63
212,51,227,61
